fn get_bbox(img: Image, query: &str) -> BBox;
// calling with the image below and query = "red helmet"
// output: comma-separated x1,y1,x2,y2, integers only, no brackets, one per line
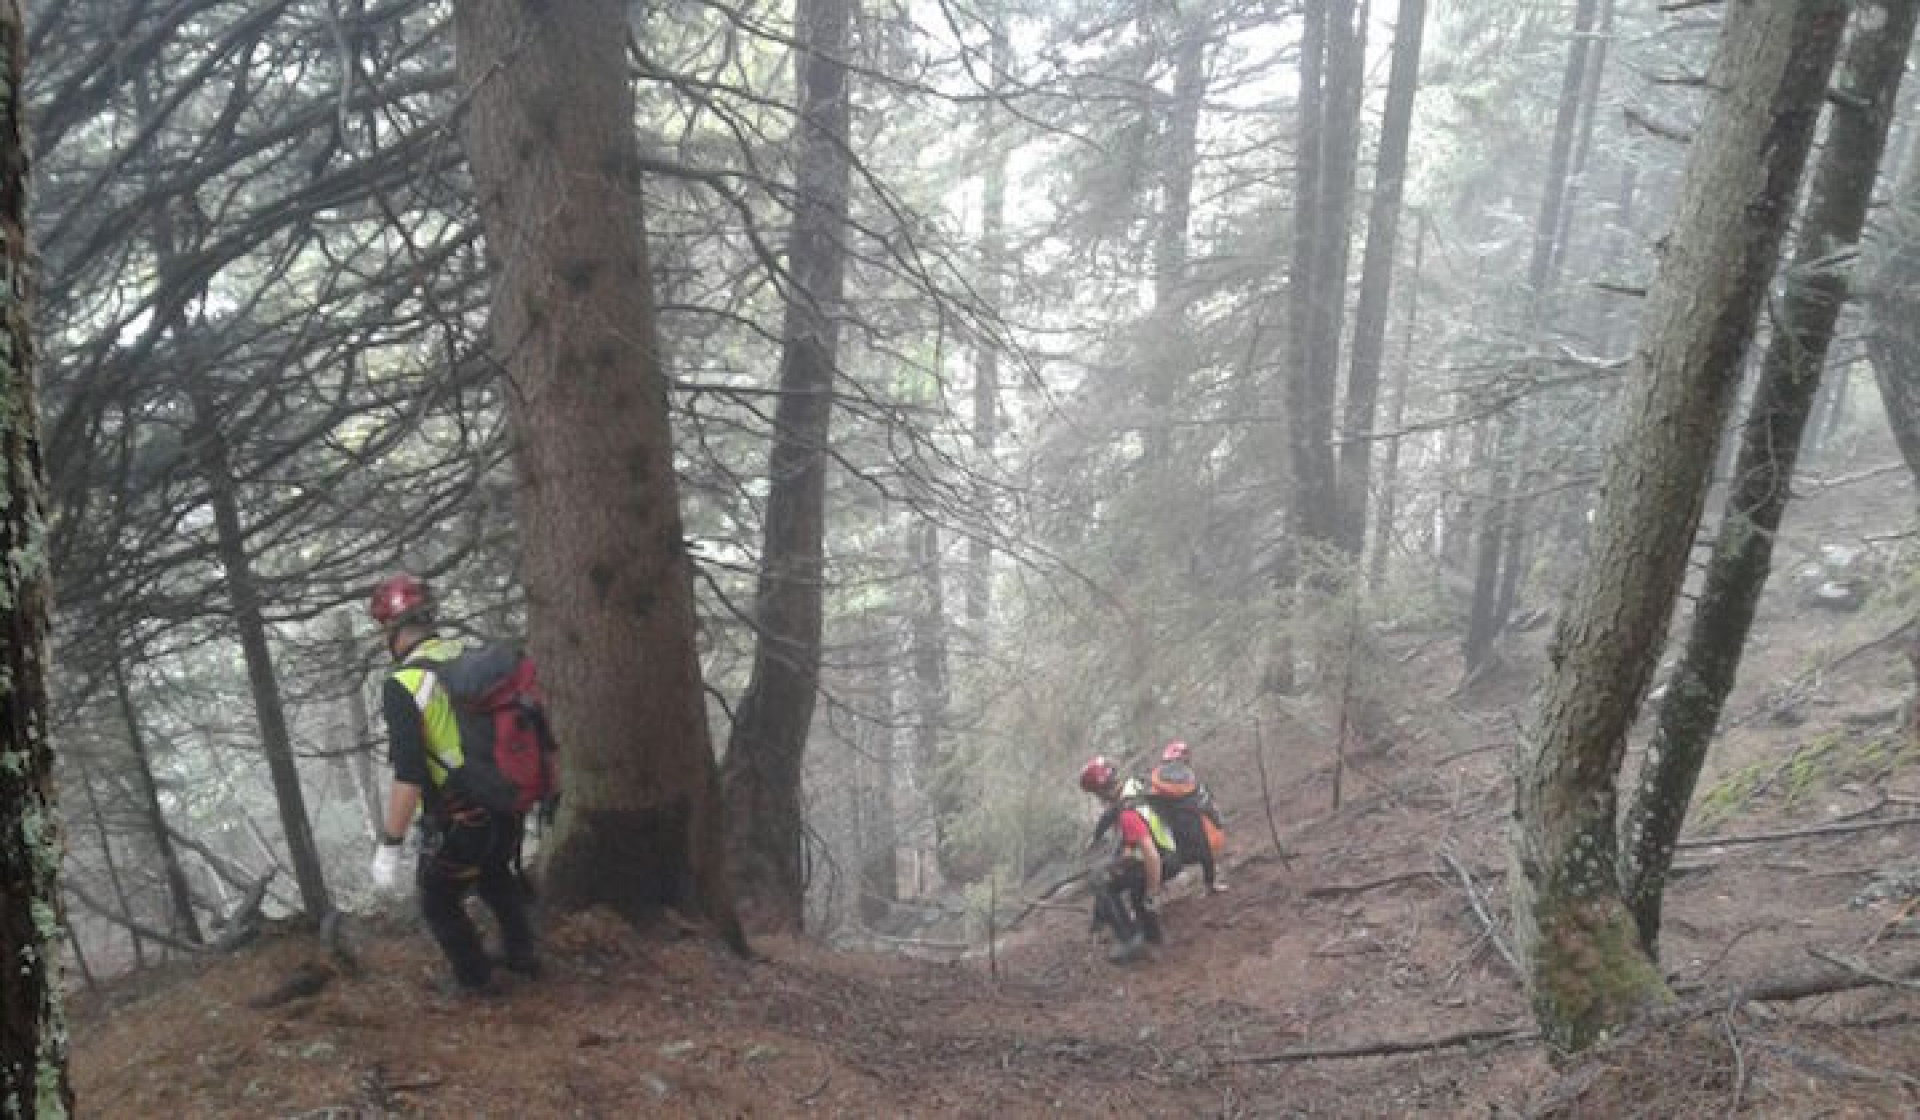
1079,755,1118,794
369,573,433,627
1162,740,1189,763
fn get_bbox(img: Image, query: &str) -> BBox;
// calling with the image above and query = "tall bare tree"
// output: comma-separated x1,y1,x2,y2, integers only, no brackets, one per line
1463,0,1601,674
0,0,74,1107
454,0,743,946
1509,0,1847,1051
722,0,856,932
1622,0,1920,955
1336,0,1426,558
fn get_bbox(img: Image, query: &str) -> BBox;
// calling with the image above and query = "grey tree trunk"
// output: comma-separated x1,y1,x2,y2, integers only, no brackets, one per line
909,518,952,872
1464,0,1600,675
967,21,1009,629
188,392,332,921
1337,0,1426,558
1281,0,1364,564
111,657,202,943
0,0,74,1104
1621,0,1919,956
454,0,744,948
1368,219,1424,589
721,0,855,933
1510,0,1847,1052
1869,124,1920,481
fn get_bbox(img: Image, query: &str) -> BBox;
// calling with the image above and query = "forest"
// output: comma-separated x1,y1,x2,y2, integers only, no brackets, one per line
7,0,1920,1114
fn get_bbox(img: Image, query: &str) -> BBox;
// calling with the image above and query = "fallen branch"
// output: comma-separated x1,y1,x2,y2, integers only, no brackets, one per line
1752,1039,1920,1088
1305,869,1444,899
1441,850,1521,981
1252,717,1296,868
1217,1024,1535,1065
1807,948,1920,991
1678,815,1920,851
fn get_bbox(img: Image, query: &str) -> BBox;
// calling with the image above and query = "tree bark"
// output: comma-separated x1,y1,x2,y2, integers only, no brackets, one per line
454,0,743,948
1337,0,1425,557
111,656,202,943
1510,0,1847,1052
722,0,855,932
1463,0,1600,675
908,517,952,875
1869,117,1920,482
1621,0,1919,956
966,20,1009,629
0,0,74,1105
1281,0,1363,565
187,389,332,922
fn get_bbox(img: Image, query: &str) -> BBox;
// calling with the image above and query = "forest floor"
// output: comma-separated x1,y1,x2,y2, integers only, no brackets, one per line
67,461,1920,1117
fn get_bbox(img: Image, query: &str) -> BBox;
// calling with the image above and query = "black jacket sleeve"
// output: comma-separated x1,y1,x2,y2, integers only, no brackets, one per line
381,676,430,787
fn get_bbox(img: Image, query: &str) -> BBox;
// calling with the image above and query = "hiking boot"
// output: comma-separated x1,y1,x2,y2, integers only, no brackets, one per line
501,953,544,980
1208,878,1229,894
1107,934,1147,964
429,973,506,1001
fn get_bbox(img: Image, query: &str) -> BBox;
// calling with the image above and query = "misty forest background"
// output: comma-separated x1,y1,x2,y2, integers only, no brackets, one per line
9,0,1920,1077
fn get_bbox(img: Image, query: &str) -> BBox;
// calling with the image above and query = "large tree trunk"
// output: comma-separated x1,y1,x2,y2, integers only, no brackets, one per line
454,0,743,948
722,0,854,933
188,392,332,921
0,0,74,1105
1621,0,1919,956
1336,0,1425,557
1510,0,1847,1052
1869,123,1920,480
1281,0,1364,566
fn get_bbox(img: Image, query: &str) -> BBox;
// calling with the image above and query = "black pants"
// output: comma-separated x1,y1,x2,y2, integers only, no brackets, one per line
1090,860,1163,945
417,808,534,988
1167,810,1218,889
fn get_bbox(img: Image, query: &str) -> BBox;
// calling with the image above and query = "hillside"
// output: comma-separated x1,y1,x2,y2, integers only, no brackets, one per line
67,469,1920,1118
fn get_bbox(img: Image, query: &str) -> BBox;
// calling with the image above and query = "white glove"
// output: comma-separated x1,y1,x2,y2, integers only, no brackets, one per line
369,842,405,891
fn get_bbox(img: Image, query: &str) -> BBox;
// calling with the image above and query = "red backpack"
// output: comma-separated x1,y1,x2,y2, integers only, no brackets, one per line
434,644,559,815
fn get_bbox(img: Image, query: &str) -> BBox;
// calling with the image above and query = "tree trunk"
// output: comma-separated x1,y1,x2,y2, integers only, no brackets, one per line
188,392,332,922
1621,0,1919,956
1510,0,1847,1052
1143,10,1205,465
0,0,74,1103
1368,218,1424,588
454,0,743,948
334,613,382,838
908,518,952,874
1281,0,1363,565
1463,0,1600,675
1868,126,1920,481
722,0,854,933
1337,0,1426,557
73,752,144,969
111,657,202,943
966,20,1009,629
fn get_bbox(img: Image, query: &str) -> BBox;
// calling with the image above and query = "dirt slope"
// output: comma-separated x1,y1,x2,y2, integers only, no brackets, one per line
68,469,1920,1117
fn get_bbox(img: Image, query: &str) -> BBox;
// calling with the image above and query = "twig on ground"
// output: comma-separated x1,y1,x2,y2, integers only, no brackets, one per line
1866,896,1920,948
1677,814,1920,851
1752,1038,1920,1088
1216,1024,1536,1065
1808,947,1920,990
1305,869,1445,899
1440,849,1522,982
1720,1013,1748,1114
